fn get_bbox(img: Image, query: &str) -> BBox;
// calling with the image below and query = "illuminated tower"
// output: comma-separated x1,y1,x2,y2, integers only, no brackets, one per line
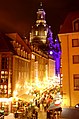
30,3,61,77
30,2,53,45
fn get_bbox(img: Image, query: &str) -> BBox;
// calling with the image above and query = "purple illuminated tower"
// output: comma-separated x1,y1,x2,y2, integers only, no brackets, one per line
30,3,61,76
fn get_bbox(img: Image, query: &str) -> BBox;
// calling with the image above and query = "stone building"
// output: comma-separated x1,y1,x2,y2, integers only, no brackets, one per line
58,11,79,107
0,32,55,114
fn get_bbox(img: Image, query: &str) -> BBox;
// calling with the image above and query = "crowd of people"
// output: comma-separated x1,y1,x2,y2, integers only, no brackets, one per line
22,92,54,119
15,87,62,119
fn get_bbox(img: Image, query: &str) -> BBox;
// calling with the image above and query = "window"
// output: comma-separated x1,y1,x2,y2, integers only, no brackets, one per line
1,57,8,69
73,55,79,64
17,48,20,55
74,22,79,31
73,19,79,31
45,31,47,36
72,39,79,47
41,15,43,19
74,74,79,90
0,71,8,83
35,31,38,36
32,54,35,59
0,84,7,94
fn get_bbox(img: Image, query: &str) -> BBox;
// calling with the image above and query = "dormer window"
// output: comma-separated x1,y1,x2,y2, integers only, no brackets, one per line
41,14,43,19
75,22,79,31
17,48,20,55
35,31,38,36
73,18,79,31
32,54,35,59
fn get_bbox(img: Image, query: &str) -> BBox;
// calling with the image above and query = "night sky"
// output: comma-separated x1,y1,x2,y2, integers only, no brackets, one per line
0,0,79,38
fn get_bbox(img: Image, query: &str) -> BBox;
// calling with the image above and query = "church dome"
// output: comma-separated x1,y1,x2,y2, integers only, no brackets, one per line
31,23,48,36
30,2,53,45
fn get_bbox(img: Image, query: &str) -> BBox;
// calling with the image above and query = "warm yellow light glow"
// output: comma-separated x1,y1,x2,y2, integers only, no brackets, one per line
26,91,29,95
8,97,12,101
1,71,4,74
32,54,35,59
0,98,12,102
13,90,18,97
35,31,38,35
45,31,47,35
36,20,46,24
13,76,60,102
16,83,19,89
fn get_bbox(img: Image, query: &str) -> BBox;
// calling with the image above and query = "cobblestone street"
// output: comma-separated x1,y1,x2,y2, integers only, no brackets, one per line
38,110,46,119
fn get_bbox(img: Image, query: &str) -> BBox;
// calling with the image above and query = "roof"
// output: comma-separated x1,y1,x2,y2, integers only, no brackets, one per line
6,33,31,53
0,33,16,53
59,11,79,34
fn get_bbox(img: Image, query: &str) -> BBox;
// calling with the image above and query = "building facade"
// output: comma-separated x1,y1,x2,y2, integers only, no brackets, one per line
0,32,55,114
0,33,31,114
58,11,79,107
0,3,61,114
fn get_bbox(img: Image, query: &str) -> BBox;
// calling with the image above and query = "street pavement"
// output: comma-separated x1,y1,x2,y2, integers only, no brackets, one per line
61,107,79,119
38,110,46,119
5,107,79,119
38,110,67,119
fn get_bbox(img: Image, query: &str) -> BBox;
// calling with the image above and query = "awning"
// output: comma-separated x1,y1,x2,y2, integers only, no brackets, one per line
48,102,62,111
18,94,34,102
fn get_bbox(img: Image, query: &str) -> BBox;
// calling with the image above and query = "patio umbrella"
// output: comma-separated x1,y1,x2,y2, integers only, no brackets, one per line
48,102,62,111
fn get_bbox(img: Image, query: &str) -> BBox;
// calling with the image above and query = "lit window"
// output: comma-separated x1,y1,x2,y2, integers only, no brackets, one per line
32,54,35,59
73,19,79,31
35,31,38,36
17,48,20,55
73,55,79,64
0,84,7,94
23,51,26,57
41,15,43,19
1,71,8,83
45,31,47,36
72,39,79,47
21,49,23,56
74,74,79,90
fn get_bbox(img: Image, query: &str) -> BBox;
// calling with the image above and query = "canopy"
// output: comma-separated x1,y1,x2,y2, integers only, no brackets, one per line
48,102,62,111
18,94,34,102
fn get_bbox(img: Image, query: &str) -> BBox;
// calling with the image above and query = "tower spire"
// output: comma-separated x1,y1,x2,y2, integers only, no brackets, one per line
40,2,42,7
36,2,46,24
39,2,43,9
